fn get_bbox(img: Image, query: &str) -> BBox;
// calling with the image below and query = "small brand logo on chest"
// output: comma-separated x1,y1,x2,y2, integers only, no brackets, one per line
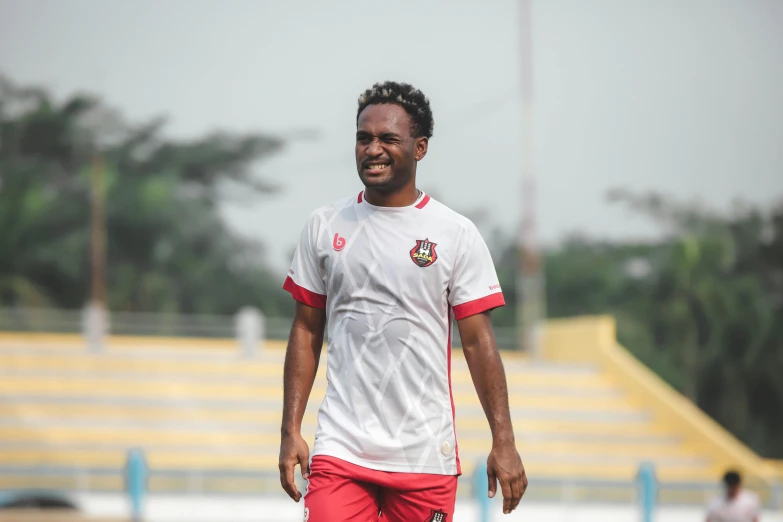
410,238,438,267
333,233,346,251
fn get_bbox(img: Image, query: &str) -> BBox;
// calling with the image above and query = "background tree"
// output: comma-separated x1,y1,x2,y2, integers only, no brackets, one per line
0,75,294,316
491,190,783,457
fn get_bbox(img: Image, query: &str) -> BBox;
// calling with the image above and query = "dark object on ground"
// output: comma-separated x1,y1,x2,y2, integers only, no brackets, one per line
0,492,79,510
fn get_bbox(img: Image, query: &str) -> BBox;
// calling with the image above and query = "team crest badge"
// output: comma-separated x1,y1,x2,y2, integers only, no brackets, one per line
410,238,438,267
425,509,447,522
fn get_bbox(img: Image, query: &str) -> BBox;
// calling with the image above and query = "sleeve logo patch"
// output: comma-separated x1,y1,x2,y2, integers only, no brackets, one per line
410,238,438,267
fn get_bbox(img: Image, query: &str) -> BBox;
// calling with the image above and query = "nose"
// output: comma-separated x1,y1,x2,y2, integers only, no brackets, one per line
366,137,383,157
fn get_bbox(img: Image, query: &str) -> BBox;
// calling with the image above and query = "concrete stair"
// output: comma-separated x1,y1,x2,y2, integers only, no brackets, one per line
0,341,723,493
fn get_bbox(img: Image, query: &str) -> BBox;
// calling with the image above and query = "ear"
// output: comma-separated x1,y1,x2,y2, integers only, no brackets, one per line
414,137,428,161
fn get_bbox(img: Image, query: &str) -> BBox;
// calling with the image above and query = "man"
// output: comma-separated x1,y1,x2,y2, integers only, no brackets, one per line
279,81,527,521
706,470,761,522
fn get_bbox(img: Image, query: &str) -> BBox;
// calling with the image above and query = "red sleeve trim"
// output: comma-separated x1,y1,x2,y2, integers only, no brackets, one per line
452,292,505,320
283,276,327,309
415,193,431,209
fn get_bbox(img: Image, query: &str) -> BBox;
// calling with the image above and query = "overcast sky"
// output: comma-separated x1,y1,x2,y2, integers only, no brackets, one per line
1,0,781,271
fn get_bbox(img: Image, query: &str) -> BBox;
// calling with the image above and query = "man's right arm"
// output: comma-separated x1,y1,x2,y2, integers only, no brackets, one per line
278,301,326,502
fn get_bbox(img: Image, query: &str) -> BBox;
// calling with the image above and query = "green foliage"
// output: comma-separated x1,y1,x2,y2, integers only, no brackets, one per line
0,75,293,317
493,191,783,457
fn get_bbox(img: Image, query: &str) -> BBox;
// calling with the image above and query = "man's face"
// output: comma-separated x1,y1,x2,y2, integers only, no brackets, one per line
355,103,427,192
727,484,740,499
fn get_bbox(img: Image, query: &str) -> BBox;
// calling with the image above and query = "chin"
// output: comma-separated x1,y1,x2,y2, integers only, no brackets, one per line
359,175,395,189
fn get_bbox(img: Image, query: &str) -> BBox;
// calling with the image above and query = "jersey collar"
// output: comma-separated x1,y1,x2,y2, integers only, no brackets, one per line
358,191,430,210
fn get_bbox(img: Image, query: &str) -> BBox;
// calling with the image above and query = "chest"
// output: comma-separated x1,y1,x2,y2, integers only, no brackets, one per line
318,214,458,296
712,499,756,521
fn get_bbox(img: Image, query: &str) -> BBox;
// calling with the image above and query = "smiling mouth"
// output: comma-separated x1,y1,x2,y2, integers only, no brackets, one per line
364,162,391,172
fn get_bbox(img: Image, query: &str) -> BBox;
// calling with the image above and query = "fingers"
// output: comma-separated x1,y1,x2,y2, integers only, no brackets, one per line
487,468,497,499
500,476,513,514
509,478,522,512
495,466,527,514
299,452,311,481
278,460,301,502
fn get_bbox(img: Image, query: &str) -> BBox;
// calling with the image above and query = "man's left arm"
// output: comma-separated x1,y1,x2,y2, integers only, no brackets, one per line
458,311,527,515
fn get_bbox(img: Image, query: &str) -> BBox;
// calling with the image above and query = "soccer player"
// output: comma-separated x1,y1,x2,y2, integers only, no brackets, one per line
279,81,527,521
706,470,761,522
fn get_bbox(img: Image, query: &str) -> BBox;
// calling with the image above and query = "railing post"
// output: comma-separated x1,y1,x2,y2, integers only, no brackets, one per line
771,477,782,511
125,448,148,522
188,470,204,495
473,458,491,522
236,306,264,357
76,466,88,492
637,462,657,522
82,301,109,352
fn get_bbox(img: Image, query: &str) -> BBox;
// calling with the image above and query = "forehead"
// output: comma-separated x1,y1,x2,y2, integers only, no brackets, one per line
357,103,412,135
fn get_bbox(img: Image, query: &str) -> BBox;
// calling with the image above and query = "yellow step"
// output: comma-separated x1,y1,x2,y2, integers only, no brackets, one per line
0,378,625,405
0,428,694,460
0,352,613,381
0,403,313,424
0,510,125,522
0,474,124,491
0,378,311,400
454,393,639,411
0,448,718,483
0,354,300,379
462,440,695,459
0,404,674,440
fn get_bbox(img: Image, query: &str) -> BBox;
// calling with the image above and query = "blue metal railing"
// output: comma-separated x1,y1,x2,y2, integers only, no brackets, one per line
470,459,662,522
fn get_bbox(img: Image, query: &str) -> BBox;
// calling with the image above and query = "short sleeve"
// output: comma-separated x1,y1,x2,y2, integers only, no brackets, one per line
705,498,719,518
448,223,505,320
748,492,761,517
283,212,327,308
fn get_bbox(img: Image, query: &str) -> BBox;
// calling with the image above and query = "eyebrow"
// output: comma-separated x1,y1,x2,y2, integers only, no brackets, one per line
356,131,402,139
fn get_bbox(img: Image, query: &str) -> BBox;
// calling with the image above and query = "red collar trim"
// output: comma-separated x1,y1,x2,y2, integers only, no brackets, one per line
357,191,430,209
415,194,431,209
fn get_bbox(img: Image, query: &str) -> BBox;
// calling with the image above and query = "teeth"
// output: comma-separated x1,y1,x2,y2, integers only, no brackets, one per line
367,164,388,170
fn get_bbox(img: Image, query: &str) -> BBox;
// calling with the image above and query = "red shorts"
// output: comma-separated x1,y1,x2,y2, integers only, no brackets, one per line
303,455,457,522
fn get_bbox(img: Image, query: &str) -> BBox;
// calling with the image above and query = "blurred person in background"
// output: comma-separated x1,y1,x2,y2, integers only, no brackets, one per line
706,470,760,522
278,81,526,521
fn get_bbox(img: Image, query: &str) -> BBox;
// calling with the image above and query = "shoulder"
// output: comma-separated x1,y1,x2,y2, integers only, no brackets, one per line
420,196,480,236
305,194,358,225
740,490,761,506
706,496,722,512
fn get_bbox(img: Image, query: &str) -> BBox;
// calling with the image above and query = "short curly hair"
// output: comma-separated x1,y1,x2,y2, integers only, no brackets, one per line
356,81,434,139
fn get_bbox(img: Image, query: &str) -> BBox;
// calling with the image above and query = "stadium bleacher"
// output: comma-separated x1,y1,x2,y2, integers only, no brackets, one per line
2,317,761,500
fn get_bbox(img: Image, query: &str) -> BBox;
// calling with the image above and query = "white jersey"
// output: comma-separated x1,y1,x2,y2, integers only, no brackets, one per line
284,191,504,476
707,490,761,522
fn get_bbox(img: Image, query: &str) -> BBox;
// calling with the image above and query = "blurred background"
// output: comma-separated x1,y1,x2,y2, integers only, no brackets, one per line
0,0,781,520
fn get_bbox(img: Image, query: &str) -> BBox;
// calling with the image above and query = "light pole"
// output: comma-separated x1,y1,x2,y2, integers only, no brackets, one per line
516,0,546,355
90,152,106,307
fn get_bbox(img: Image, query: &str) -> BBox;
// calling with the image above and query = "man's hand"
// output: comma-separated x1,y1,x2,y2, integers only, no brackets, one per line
278,432,311,502
487,441,527,514
279,301,324,502
458,311,527,514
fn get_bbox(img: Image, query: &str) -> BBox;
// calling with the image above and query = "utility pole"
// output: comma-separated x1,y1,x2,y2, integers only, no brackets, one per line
85,152,109,351
516,0,545,355
90,153,107,306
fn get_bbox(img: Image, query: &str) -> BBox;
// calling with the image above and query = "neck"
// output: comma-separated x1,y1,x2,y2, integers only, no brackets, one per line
364,183,420,207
